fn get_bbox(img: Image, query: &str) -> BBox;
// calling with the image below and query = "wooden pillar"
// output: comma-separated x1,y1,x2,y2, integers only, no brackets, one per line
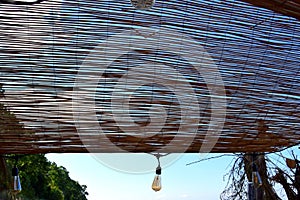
0,155,9,199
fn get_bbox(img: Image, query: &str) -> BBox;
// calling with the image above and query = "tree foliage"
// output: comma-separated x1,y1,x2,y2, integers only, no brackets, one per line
0,88,88,200
0,102,30,135
6,154,88,200
0,92,32,199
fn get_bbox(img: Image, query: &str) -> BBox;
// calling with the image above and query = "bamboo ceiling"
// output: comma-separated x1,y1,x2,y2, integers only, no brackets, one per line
0,0,299,154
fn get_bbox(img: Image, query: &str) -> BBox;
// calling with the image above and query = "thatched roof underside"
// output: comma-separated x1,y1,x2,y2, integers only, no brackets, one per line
0,0,299,153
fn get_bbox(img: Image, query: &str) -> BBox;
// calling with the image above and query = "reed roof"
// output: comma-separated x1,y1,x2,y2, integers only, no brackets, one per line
0,0,299,153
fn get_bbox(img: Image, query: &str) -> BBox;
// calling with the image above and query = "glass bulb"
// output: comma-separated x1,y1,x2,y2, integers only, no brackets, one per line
152,175,161,192
13,175,22,193
252,171,262,187
130,0,156,10
12,166,21,193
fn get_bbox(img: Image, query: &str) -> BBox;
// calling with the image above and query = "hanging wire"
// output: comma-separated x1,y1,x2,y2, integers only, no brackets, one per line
151,152,170,167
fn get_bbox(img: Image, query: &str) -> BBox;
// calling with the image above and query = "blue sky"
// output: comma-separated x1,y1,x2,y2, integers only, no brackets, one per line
46,153,233,200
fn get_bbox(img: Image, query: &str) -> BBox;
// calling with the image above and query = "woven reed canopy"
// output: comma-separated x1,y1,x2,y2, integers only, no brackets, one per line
0,0,299,154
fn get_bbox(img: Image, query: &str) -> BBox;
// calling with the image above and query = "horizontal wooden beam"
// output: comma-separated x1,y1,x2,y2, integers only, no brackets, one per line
0,133,298,154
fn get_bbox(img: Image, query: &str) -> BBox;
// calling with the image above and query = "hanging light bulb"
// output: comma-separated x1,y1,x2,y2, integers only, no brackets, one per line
12,166,22,193
130,0,156,10
252,164,262,188
152,166,161,192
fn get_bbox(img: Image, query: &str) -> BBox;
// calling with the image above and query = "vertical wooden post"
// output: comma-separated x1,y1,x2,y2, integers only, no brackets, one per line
0,155,9,199
248,182,255,200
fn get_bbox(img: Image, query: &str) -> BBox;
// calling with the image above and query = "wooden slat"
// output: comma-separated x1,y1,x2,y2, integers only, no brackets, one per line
0,0,299,153
0,133,297,153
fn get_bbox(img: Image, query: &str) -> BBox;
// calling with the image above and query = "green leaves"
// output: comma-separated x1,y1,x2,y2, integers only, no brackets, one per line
7,154,88,200
0,103,87,199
